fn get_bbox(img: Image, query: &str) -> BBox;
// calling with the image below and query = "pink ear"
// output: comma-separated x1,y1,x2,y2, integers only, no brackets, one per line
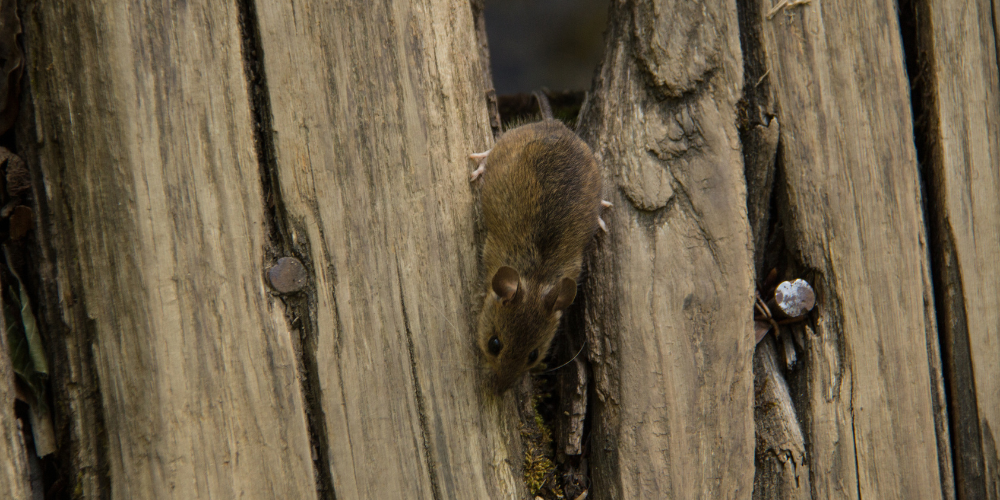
544,277,577,312
492,266,520,302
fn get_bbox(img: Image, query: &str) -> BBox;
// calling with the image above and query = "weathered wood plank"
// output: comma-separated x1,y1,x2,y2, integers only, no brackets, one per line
253,0,523,497
577,0,756,497
23,1,316,497
753,334,810,500
913,0,1000,495
0,338,30,499
755,0,947,496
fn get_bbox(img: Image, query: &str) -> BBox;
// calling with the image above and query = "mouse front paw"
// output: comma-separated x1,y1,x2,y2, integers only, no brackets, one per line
469,149,491,182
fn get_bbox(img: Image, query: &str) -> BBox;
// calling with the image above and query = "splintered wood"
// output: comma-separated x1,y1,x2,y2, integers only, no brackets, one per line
0,326,29,499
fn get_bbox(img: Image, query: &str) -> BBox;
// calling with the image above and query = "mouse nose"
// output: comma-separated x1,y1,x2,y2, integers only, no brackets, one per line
492,372,522,393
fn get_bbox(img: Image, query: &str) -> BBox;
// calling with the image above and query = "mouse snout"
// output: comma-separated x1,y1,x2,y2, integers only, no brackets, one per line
491,370,524,394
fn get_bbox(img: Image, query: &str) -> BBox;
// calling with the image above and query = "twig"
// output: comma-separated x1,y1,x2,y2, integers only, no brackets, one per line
767,0,811,20
756,68,771,88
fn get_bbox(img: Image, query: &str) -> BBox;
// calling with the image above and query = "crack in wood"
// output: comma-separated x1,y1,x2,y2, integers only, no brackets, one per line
900,0,990,494
670,179,722,268
235,0,335,497
395,258,442,500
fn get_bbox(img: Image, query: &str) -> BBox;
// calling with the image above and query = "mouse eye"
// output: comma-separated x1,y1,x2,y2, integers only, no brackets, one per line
488,336,502,356
527,349,539,364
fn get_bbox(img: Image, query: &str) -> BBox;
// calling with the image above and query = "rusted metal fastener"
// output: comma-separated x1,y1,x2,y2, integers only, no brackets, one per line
754,278,815,344
267,257,308,294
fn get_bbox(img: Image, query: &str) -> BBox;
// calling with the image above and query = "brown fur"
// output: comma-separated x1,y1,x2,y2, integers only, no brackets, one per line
476,120,602,392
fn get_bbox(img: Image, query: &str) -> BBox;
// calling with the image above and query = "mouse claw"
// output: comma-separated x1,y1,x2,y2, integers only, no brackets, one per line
598,216,608,233
470,164,486,182
469,149,491,182
469,149,491,162
601,199,613,208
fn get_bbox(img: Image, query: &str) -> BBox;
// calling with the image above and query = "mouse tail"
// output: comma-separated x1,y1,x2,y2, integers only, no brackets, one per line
533,90,554,121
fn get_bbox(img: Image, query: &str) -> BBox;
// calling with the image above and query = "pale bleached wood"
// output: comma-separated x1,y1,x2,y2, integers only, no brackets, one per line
577,0,756,497
919,0,1000,495
253,0,524,497
756,0,946,497
23,1,316,498
0,335,30,499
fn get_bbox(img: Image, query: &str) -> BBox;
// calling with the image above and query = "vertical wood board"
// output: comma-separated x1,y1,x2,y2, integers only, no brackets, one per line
578,0,756,497
922,0,1000,495
758,0,945,496
254,0,523,497
24,1,316,498
0,338,30,500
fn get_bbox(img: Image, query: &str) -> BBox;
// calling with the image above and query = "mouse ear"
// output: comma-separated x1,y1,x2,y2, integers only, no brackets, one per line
492,266,520,302
544,277,577,312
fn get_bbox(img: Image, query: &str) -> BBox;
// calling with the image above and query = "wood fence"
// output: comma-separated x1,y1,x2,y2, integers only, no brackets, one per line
0,0,996,498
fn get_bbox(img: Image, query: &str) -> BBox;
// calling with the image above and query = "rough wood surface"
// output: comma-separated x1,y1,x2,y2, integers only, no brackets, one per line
253,0,524,497
753,334,809,500
914,0,1000,495
0,338,30,499
14,0,1000,497
22,1,317,497
577,0,756,497
754,0,948,497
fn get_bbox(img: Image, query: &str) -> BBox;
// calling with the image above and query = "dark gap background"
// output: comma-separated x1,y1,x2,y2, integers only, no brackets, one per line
484,0,610,94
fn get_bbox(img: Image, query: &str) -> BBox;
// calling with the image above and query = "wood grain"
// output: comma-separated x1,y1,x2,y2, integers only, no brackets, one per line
577,0,756,497
756,0,947,496
0,333,30,499
753,334,810,500
914,0,1000,495
253,0,524,497
23,1,316,497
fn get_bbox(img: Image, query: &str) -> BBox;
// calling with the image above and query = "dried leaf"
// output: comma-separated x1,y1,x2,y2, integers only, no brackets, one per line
3,261,48,417
1,147,29,196
15,279,46,375
754,320,772,344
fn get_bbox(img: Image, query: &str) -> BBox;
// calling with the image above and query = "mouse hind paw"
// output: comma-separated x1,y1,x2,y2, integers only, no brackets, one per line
597,199,612,232
469,149,491,182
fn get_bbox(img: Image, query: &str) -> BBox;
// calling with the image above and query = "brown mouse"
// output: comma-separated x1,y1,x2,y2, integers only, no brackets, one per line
469,94,608,392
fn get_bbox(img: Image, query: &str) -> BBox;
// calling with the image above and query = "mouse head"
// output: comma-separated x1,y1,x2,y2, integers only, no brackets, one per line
477,266,577,392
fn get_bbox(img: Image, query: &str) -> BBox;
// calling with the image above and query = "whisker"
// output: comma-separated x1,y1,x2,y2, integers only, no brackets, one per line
545,340,588,373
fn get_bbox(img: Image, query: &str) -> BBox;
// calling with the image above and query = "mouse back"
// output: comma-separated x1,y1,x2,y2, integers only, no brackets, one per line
475,119,602,391
480,120,602,283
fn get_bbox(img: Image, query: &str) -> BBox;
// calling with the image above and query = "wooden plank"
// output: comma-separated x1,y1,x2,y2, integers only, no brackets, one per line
914,0,1000,495
577,0,756,497
253,0,524,497
755,0,946,496
22,1,316,497
0,339,30,499
753,335,810,500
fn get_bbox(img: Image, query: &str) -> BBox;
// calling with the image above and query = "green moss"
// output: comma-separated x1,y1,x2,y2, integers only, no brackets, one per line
520,393,564,498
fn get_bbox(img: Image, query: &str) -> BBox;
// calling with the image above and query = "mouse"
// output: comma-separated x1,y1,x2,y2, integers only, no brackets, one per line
468,92,610,392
